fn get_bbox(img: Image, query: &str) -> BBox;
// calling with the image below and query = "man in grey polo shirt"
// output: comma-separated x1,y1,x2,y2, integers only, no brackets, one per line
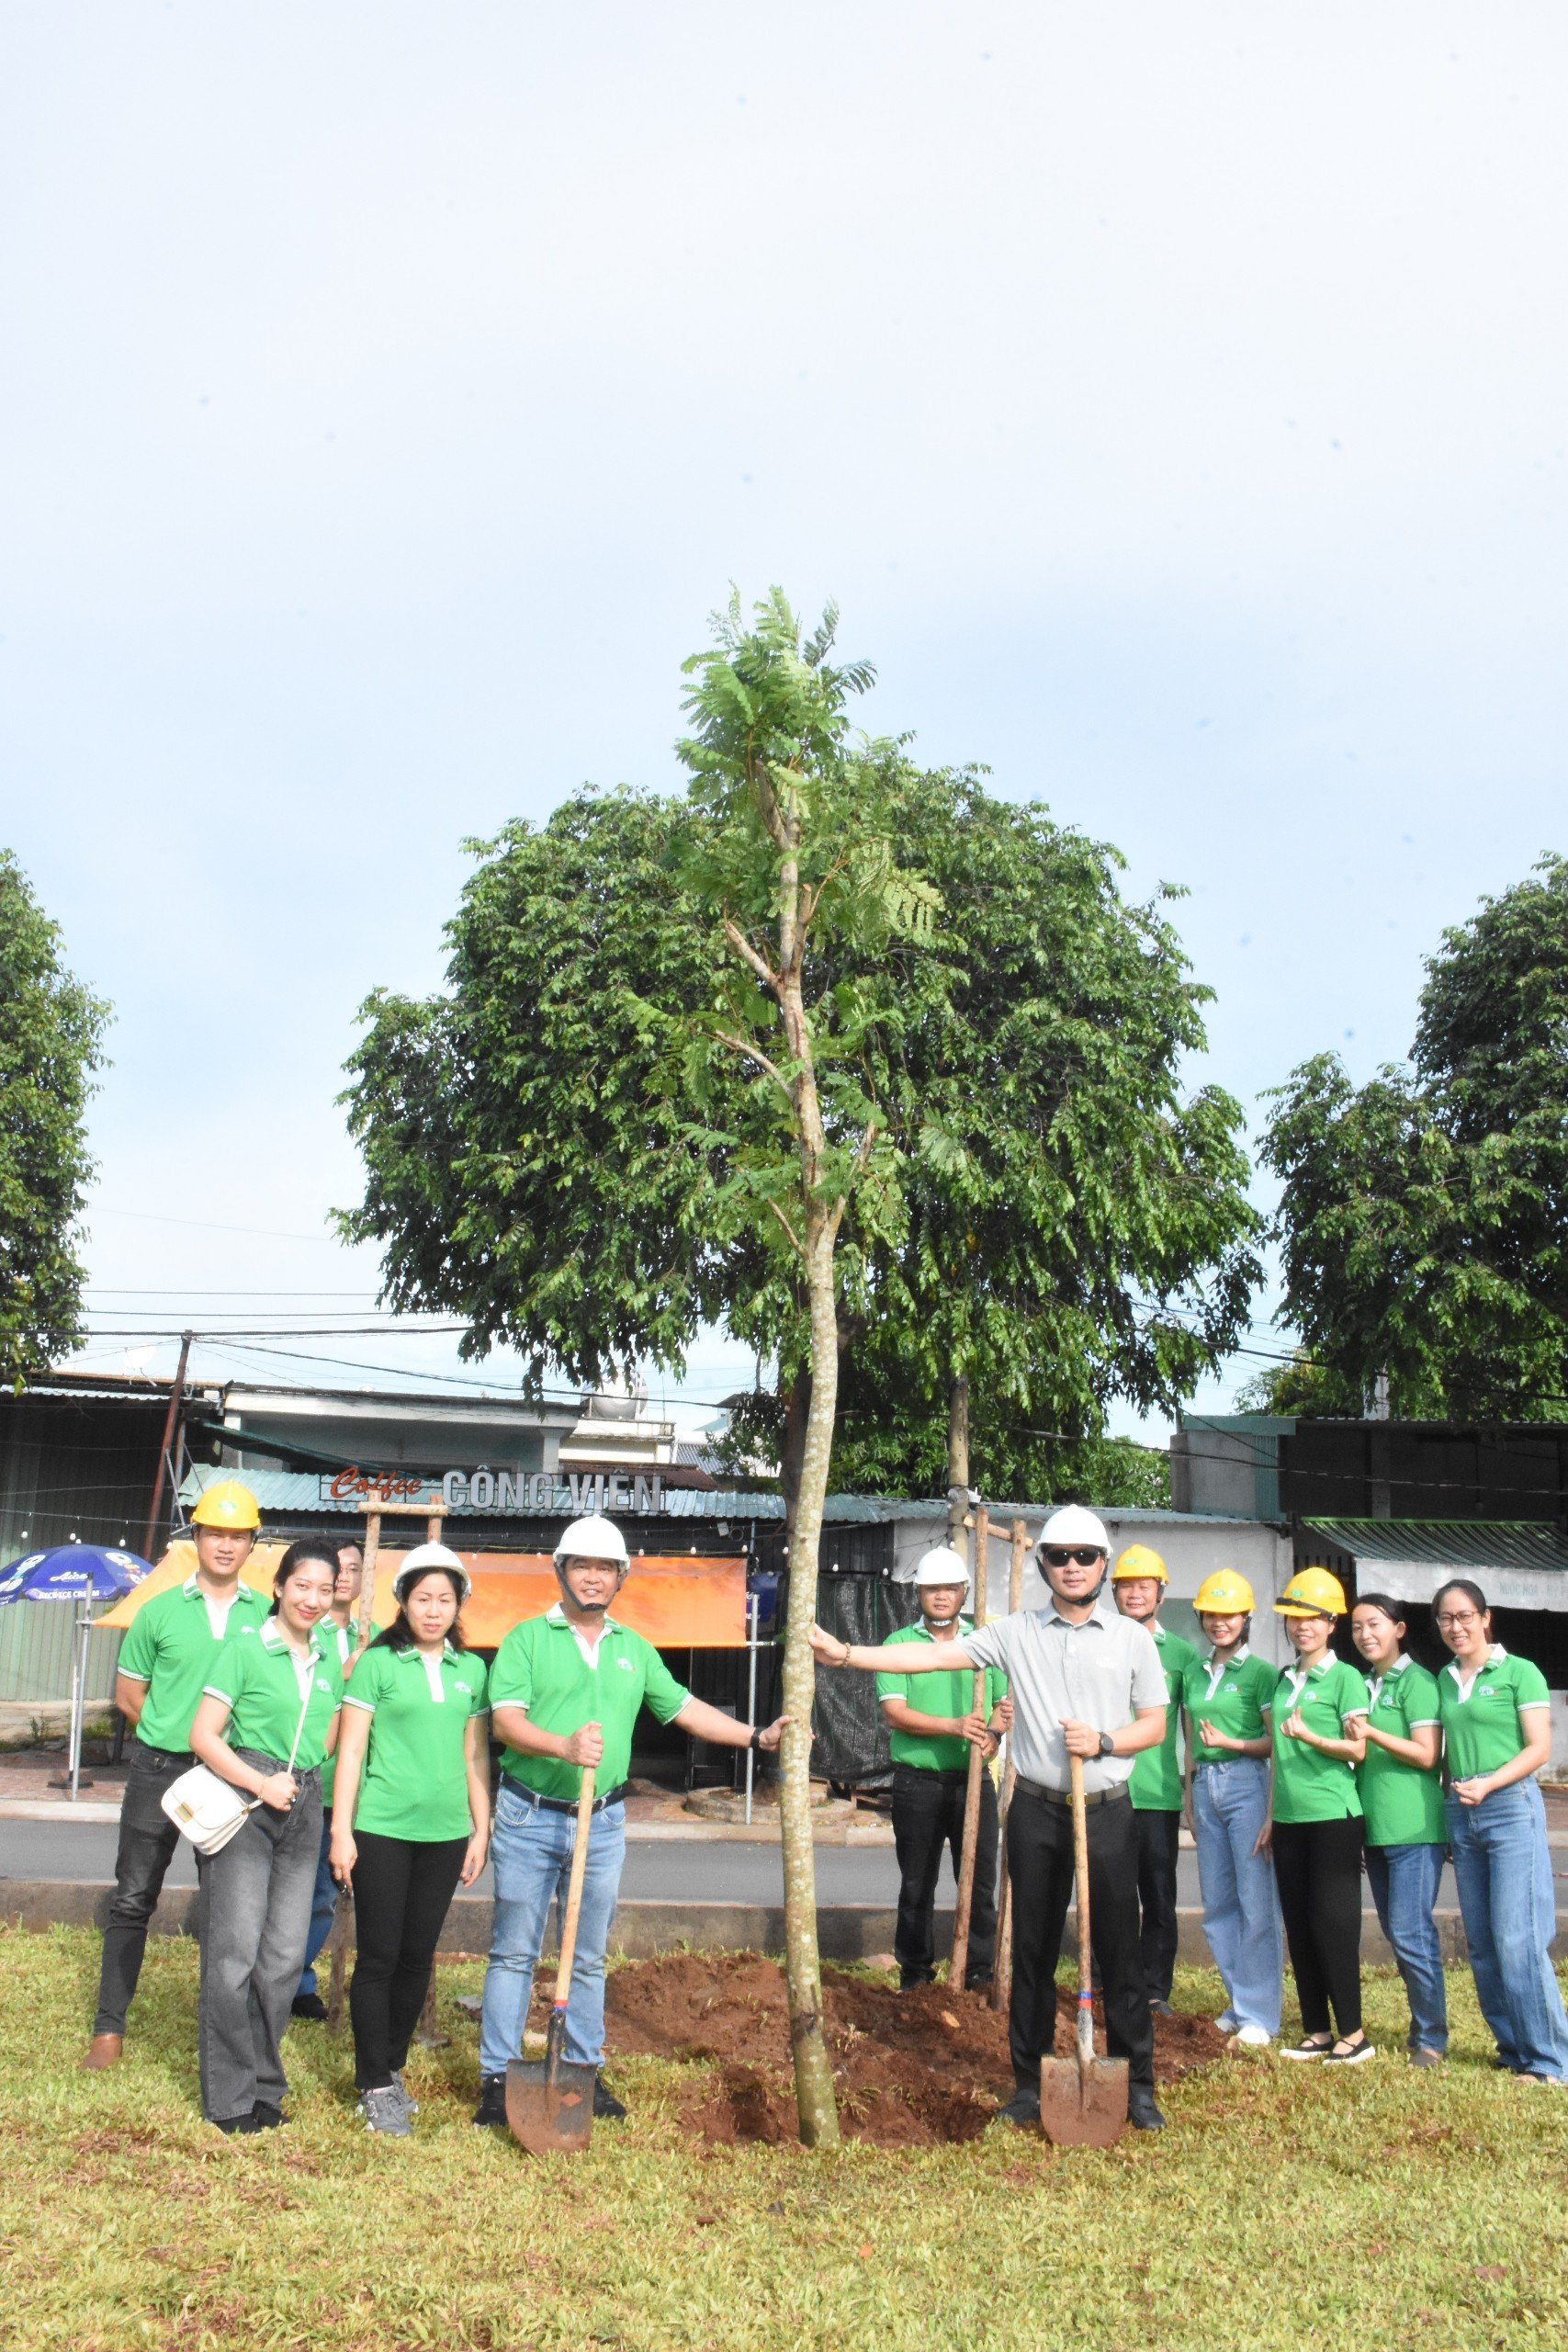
811,1504,1169,2130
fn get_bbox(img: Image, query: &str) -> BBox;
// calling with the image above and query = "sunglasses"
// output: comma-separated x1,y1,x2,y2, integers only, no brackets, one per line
1043,1546,1106,1568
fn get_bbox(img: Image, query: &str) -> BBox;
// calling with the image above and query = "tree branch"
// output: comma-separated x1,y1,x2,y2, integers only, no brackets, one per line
721,917,779,993
712,1027,795,1104
767,1198,807,1261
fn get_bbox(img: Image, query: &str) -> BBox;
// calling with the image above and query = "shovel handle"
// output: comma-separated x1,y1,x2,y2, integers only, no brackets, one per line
552,1763,597,2016
1070,1750,1094,2067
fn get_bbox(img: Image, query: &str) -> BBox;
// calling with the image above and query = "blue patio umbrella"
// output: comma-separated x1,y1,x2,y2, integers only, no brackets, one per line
0,1545,153,1797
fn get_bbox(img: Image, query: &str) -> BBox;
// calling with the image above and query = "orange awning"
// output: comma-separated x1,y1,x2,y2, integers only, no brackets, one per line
96,1543,746,1648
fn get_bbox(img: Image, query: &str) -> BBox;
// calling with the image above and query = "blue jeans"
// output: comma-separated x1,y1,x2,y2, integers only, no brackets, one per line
1192,1759,1283,2036
479,1783,626,2077
1364,1840,1449,2054
297,1806,336,1998
1446,1781,1568,2082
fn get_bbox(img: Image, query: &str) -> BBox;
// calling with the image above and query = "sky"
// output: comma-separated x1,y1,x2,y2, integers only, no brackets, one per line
4,3,1565,1447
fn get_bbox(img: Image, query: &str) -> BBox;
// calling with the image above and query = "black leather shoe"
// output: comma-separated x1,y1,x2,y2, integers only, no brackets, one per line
473,2072,508,2128
290,1994,329,2021
252,2102,284,2130
996,2090,1041,2129
592,2075,627,2120
213,2112,262,2135
1127,2086,1166,2132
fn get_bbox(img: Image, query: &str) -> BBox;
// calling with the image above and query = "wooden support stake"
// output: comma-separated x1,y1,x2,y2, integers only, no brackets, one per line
990,1518,1029,2013
948,1504,990,1994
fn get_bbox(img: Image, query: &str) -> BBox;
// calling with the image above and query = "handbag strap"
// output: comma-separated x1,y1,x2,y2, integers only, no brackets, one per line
282,1642,320,1773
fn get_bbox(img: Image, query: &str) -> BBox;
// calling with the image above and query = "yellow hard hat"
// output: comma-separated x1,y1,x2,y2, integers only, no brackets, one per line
188,1478,261,1532
1274,1566,1348,1619
1111,1544,1168,1584
1194,1569,1256,1616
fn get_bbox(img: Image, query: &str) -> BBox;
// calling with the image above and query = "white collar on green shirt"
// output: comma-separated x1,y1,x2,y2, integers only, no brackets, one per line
1363,1653,1411,1703
545,1603,624,1635
1446,1642,1507,1696
181,1572,259,1604
258,1617,325,1659
915,1615,972,1640
1204,1642,1250,1668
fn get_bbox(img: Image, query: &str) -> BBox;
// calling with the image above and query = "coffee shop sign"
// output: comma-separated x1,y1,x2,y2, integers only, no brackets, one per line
321,1466,669,1515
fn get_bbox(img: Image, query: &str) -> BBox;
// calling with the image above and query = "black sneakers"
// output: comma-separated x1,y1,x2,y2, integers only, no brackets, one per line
252,2102,284,2130
592,2075,627,2120
1127,2086,1167,2132
290,1993,329,2022
473,2072,508,2128
995,2089,1042,2129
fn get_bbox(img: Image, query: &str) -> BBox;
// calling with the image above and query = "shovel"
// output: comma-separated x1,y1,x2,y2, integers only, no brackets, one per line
1038,1752,1128,2147
506,1765,599,2155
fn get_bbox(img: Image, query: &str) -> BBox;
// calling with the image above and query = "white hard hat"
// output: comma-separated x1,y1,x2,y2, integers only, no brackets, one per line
912,1544,970,1589
553,1513,630,1568
392,1542,472,1602
1037,1505,1111,1555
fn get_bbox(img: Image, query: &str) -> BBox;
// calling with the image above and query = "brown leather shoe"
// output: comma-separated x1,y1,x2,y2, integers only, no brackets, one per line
81,2034,123,2072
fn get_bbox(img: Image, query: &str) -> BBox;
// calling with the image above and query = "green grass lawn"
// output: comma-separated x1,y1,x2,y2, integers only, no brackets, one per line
3,1928,1566,2352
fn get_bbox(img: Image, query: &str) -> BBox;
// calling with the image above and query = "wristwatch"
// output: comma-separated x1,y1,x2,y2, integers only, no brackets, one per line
1097,1732,1116,1758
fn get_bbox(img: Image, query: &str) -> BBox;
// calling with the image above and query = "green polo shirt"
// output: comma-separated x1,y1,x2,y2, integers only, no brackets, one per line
1436,1648,1551,1783
1129,1622,1198,1811
116,1575,271,1755
344,1641,490,1840
1269,1656,1368,1824
1352,1657,1445,1847
488,1605,691,1802
1182,1648,1277,1764
874,1621,1008,1773
320,1620,357,1807
203,1618,344,1771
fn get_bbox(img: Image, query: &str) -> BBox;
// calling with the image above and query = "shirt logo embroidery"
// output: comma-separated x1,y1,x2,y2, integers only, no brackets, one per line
616,1657,634,1672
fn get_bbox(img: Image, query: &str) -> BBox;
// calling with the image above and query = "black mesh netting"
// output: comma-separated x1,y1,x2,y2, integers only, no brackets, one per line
772,1571,922,1790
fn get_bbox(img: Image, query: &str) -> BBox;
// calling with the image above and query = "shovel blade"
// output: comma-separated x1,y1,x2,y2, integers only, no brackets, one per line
505,2055,597,2156
1038,2053,1129,2148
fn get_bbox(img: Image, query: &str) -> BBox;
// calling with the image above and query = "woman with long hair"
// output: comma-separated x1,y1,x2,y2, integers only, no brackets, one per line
188,1539,344,2132
1269,1569,1371,2065
1433,1577,1568,2086
329,1544,491,2134
1348,1592,1448,2065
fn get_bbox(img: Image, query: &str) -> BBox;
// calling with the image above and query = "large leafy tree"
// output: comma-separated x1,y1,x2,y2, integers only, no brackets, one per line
1261,854,1568,1417
0,853,109,1388
344,775,1258,1500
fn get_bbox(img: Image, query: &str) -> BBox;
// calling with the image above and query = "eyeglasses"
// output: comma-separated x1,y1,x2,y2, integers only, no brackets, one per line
1435,1611,1481,1630
1043,1547,1106,1568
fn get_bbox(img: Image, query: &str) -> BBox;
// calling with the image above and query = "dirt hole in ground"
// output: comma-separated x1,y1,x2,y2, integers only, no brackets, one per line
525,1952,1227,2147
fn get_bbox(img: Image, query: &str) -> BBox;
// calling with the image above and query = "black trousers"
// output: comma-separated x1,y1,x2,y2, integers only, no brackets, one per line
1134,1807,1181,2004
348,1830,469,2089
1007,1783,1154,2093
891,1762,998,1986
92,1737,191,2037
1272,1815,1363,2040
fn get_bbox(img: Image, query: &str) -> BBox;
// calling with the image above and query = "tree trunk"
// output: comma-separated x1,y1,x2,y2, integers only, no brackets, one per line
779,1367,812,1546
946,1374,970,1553
776,1201,842,2145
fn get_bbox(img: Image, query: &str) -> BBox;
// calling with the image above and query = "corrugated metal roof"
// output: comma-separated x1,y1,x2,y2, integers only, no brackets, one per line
1305,1519,1568,1573
180,1464,1261,1530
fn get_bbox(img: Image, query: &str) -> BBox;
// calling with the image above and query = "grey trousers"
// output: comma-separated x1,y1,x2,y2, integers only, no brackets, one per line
196,1755,321,2124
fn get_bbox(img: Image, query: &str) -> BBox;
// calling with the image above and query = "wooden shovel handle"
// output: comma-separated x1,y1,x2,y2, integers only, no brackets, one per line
1070,1750,1094,2066
554,1764,597,2002
948,1668,988,1992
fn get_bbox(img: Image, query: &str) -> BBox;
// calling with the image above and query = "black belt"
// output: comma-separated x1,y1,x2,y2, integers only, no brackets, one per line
1016,1776,1129,1811
521,1782,627,1815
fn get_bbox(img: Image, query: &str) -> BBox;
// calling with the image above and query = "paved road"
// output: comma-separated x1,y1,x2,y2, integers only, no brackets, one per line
5,1817,1540,1917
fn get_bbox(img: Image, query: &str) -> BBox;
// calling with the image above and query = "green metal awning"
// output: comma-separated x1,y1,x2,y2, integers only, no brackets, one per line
1304,1520,1568,1612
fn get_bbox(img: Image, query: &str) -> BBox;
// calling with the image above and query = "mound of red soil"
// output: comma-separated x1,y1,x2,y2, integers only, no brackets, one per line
530,1952,1229,2147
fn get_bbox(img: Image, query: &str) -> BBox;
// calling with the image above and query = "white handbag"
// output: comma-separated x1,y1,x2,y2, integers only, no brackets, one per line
161,1668,316,1856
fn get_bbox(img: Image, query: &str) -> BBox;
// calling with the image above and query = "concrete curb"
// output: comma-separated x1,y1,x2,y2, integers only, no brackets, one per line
6,1879,1564,1964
